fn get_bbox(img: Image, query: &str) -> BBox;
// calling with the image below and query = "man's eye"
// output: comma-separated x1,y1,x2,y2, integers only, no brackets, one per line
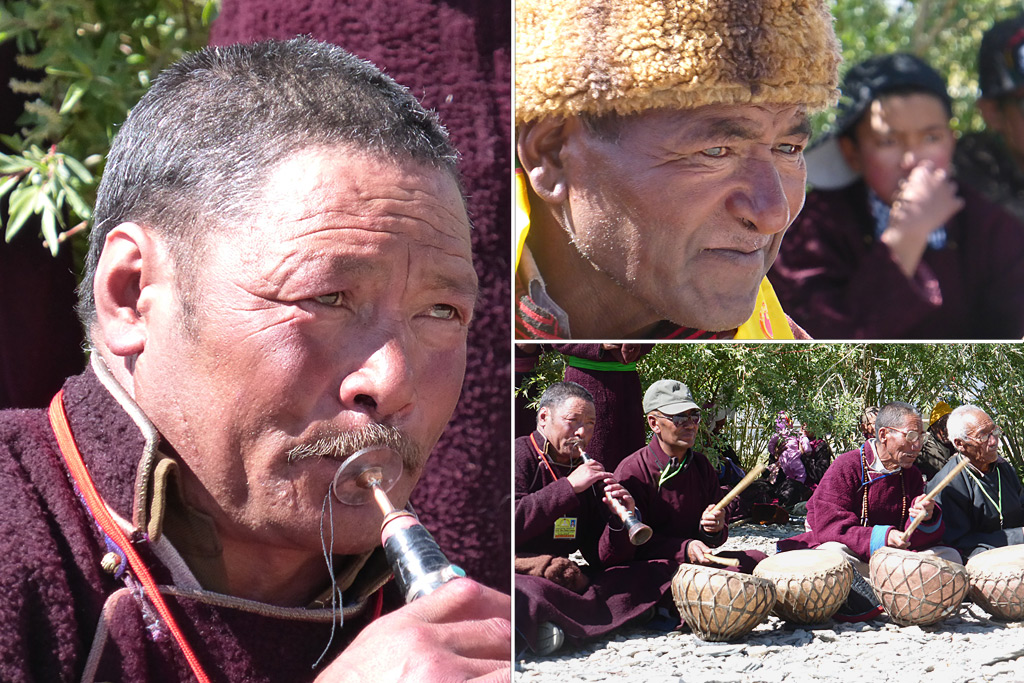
702,147,727,158
426,304,459,320
313,292,345,307
777,143,804,155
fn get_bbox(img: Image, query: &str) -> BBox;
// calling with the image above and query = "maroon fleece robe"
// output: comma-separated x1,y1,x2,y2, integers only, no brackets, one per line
0,367,390,682
514,433,674,649
778,443,946,560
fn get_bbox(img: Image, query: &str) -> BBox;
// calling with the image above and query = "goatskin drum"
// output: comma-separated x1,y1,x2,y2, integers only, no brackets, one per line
671,563,776,641
753,549,853,623
967,545,1024,621
869,547,968,626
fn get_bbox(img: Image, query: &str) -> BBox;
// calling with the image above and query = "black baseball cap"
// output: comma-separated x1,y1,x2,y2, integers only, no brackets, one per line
833,53,952,136
979,13,1024,99
805,53,952,189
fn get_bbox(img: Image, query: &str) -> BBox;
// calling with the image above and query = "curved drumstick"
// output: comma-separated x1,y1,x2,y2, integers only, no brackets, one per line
711,463,766,513
904,457,969,538
703,552,741,567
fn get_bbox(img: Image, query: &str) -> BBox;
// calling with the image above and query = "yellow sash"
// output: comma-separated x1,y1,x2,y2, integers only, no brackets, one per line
515,169,793,340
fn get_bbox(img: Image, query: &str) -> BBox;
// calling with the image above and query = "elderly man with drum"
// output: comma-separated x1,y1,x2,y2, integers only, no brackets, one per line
515,382,674,655
928,405,1024,562
779,402,960,620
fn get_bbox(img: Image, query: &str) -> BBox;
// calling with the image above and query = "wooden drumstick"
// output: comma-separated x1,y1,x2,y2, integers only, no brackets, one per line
712,462,766,513
904,457,970,538
703,552,741,567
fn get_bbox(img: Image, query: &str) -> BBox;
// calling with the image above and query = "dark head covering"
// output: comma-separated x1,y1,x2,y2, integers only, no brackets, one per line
834,53,952,137
979,13,1024,99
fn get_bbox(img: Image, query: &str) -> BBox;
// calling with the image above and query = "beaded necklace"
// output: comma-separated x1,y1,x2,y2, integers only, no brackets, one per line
859,442,907,527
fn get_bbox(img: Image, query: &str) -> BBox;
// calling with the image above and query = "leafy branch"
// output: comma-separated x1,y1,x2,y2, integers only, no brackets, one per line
0,0,217,255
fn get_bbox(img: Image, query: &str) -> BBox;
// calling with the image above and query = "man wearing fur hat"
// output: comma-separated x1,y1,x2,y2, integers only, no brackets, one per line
514,0,841,339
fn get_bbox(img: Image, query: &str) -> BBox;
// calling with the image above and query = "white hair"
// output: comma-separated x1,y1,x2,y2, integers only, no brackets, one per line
946,404,988,445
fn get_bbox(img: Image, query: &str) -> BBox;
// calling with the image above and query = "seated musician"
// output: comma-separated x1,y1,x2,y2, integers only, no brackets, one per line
929,405,1024,561
603,380,767,625
779,402,960,620
514,382,674,655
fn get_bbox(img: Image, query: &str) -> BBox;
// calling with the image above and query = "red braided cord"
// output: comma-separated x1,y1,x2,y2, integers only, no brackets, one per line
49,391,212,683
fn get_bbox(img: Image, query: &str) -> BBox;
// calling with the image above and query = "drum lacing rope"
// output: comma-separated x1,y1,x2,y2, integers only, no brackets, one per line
48,391,213,683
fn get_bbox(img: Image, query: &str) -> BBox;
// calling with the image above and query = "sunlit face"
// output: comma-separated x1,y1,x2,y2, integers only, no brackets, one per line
649,409,701,457
561,103,811,332
537,397,596,463
957,410,1000,472
877,414,924,470
131,146,477,557
840,93,955,204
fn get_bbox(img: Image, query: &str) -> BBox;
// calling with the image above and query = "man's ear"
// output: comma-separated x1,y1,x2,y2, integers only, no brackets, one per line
537,406,551,429
837,135,863,175
92,222,171,357
517,117,571,205
647,413,660,435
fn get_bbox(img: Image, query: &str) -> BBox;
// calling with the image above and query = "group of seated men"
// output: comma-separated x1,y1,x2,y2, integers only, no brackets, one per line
515,383,1024,654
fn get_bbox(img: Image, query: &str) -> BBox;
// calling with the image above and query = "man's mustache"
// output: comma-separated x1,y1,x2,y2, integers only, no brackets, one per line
286,423,424,473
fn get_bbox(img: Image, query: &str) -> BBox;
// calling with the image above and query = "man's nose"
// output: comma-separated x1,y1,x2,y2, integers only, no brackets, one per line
727,158,792,235
337,333,416,422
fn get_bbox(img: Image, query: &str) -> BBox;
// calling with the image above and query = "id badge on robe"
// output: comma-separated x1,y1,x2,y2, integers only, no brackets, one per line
553,516,577,540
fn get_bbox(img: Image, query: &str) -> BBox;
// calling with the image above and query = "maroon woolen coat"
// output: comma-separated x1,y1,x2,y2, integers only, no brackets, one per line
0,366,391,682
778,444,946,561
770,180,1024,339
604,439,729,567
514,433,674,649
209,0,511,593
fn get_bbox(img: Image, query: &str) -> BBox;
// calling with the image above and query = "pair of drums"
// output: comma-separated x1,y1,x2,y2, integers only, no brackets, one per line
671,549,853,642
871,545,1024,625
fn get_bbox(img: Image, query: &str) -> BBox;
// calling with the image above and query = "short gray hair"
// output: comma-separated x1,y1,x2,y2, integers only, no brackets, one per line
875,401,921,433
536,381,594,425
947,404,988,444
79,37,459,329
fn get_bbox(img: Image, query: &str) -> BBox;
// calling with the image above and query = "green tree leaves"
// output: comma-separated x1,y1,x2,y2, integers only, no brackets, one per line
517,344,1024,480
0,0,217,254
824,0,1024,136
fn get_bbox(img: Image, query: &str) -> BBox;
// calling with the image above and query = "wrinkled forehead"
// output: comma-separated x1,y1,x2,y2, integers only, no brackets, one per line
554,397,596,418
899,414,924,432
247,144,471,252
966,410,995,433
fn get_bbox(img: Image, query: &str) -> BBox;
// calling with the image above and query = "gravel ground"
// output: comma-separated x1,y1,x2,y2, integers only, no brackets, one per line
515,522,1024,683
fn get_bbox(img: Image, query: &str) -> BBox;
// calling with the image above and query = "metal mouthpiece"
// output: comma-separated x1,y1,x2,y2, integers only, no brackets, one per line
331,446,404,505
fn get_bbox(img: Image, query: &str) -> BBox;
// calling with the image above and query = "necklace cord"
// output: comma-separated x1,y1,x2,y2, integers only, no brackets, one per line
48,391,212,683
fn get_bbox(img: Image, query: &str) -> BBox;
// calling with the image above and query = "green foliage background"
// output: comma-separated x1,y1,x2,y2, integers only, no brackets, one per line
517,344,1024,480
818,0,1024,137
0,0,216,258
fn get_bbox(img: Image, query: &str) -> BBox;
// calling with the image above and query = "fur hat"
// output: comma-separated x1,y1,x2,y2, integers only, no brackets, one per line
516,0,842,124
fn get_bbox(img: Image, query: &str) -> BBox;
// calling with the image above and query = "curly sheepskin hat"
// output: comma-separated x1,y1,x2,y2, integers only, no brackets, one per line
516,0,842,124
